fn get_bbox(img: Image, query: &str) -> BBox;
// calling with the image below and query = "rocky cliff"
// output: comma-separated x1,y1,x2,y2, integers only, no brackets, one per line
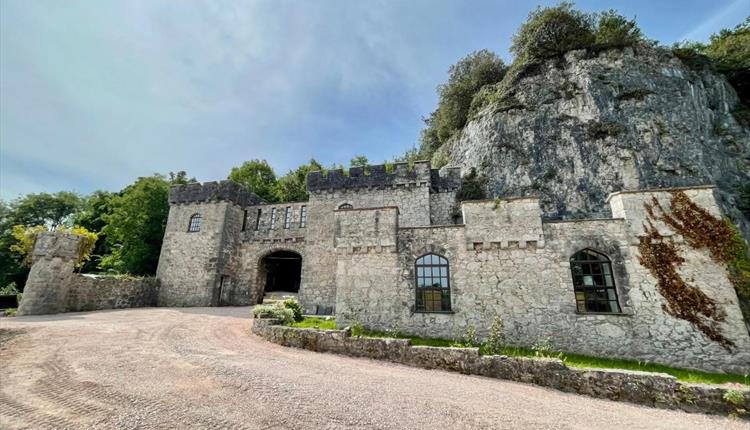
437,45,750,238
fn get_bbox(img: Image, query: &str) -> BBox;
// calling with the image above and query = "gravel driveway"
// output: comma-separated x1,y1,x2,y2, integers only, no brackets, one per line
0,307,746,430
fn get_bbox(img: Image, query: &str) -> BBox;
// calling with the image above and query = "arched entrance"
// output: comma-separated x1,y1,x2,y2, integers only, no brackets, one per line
259,250,302,302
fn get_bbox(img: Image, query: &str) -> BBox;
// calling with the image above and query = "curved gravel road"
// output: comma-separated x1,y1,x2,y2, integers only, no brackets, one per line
0,307,746,430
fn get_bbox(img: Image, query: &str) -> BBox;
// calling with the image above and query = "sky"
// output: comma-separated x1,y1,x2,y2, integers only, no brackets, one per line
1,0,748,200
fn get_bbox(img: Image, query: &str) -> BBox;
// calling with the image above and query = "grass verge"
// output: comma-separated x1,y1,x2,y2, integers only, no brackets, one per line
289,316,336,330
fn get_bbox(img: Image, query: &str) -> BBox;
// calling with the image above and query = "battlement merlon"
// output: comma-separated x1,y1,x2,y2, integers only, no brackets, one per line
306,161,462,192
169,180,264,207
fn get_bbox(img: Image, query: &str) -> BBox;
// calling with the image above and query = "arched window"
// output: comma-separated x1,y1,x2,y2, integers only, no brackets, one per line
570,249,621,313
415,254,451,312
338,203,353,210
187,214,202,232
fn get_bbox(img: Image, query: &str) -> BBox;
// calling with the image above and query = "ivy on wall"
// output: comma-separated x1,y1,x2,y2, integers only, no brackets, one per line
638,191,750,350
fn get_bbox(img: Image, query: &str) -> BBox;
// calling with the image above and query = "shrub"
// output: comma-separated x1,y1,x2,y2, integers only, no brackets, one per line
252,303,295,325
418,50,507,158
282,298,304,322
456,168,487,201
724,388,745,406
511,2,595,61
0,282,19,296
594,10,643,48
482,315,506,355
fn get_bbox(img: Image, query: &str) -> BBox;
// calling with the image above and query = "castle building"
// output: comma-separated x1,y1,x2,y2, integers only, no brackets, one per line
156,161,749,373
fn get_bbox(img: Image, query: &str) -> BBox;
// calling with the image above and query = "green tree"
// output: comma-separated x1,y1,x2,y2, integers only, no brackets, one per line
704,17,750,105
419,50,507,158
228,159,278,202
99,175,171,275
8,191,83,229
350,155,369,167
273,159,323,202
510,2,595,60
0,201,28,289
594,10,643,47
74,190,115,272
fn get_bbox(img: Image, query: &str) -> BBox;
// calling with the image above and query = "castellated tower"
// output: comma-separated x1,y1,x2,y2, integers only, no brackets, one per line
156,181,262,307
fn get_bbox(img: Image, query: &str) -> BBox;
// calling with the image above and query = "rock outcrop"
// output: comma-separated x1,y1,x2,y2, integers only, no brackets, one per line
438,45,750,239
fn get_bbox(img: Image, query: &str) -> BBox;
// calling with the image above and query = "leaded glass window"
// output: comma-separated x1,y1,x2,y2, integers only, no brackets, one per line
570,249,621,313
187,214,201,232
415,254,451,312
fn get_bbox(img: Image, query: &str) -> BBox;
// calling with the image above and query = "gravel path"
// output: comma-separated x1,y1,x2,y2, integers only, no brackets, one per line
0,307,746,430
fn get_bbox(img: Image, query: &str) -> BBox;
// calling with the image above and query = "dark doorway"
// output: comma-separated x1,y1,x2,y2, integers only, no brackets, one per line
261,251,302,294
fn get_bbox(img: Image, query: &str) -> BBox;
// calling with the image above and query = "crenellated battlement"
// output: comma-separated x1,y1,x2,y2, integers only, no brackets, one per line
307,161,461,192
169,180,264,207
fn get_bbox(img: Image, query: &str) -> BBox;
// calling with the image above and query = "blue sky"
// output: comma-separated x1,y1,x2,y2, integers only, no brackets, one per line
1,0,747,199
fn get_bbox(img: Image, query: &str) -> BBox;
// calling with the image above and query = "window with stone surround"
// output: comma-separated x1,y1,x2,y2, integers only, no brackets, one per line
299,206,307,228
187,214,201,232
570,249,621,313
338,203,353,210
284,207,292,229
270,208,277,230
254,209,262,231
415,254,451,312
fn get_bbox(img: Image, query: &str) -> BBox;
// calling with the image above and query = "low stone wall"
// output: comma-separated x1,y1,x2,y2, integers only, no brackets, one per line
65,275,159,312
252,319,750,417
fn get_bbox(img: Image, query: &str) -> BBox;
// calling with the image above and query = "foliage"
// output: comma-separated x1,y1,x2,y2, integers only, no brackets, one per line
282,298,304,322
9,225,47,266
456,168,487,201
673,18,750,105
73,191,115,272
639,193,738,350
290,316,336,330
0,282,19,296
10,225,97,269
418,50,507,159
594,10,643,48
350,155,369,167
99,175,172,275
228,159,278,202
510,2,595,60
451,325,479,348
587,120,626,140
724,388,745,405
252,302,295,325
273,159,323,202
482,315,506,355
6,191,83,230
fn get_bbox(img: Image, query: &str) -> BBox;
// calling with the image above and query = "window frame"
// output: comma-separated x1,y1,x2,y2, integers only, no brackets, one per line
270,208,277,230
414,253,452,313
299,205,307,228
569,249,622,314
338,203,353,210
187,213,202,233
254,209,262,231
284,206,292,229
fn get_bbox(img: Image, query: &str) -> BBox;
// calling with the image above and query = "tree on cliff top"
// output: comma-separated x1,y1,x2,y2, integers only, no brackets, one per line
418,49,507,157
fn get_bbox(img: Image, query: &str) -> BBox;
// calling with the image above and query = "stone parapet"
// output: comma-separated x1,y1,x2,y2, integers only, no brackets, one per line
307,161,461,192
169,180,264,207
252,319,750,418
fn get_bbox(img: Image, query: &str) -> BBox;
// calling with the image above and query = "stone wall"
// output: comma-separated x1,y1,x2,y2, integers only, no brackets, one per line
332,187,750,374
65,275,158,312
252,319,750,418
18,232,158,316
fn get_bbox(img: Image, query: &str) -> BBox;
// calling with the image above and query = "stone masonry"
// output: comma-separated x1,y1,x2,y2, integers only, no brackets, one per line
155,164,749,374
18,232,158,315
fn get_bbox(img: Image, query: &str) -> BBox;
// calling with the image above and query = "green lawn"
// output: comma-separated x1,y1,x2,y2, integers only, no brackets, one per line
289,316,337,330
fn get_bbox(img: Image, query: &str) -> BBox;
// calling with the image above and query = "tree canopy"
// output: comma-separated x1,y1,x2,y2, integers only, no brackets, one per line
228,159,278,202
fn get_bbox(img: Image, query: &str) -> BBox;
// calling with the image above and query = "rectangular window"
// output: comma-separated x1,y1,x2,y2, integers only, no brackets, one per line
241,210,248,231
299,206,307,228
270,208,277,230
284,207,292,229
254,209,262,231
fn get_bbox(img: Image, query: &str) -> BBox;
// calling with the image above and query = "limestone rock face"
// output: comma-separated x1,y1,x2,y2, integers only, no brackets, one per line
439,45,750,238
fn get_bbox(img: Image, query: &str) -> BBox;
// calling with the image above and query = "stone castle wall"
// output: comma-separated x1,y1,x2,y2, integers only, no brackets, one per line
18,232,158,316
333,188,750,374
